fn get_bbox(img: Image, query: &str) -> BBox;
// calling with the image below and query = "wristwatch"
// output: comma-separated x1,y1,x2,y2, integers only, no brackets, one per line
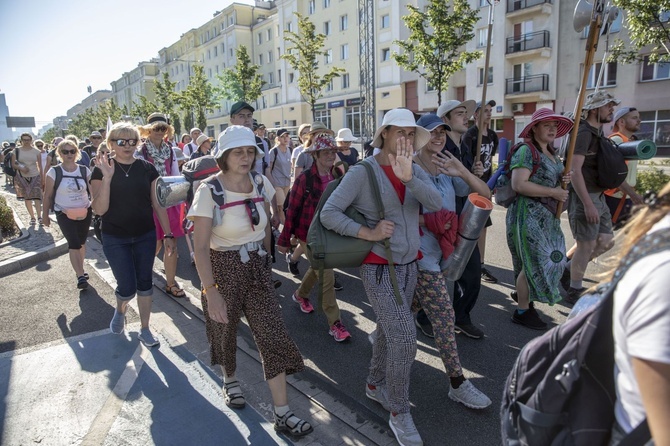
164,233,175,239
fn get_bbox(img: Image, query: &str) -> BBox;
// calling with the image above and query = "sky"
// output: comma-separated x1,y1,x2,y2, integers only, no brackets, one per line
0,0,252,132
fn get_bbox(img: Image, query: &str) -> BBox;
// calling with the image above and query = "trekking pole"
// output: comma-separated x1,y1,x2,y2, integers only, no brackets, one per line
555,0,608,218
474,0,499,166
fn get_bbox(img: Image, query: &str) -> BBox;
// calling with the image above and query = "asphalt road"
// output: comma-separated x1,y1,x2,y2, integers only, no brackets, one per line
166,205,610,446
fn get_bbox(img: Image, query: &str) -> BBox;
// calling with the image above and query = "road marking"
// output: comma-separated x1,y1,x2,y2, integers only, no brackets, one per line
80,343,148,445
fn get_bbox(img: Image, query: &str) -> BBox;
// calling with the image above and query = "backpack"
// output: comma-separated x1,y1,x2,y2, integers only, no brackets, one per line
203,171,266,223
283,168,317,214
494,142,542,208
2,148,17,177
51,165,90,211
500,230,670,446
48,148,60,166
588,131,628,190
181,155,220,207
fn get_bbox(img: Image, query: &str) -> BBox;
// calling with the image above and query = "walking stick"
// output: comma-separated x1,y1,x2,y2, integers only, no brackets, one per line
555,0,607,218
474,0,499,165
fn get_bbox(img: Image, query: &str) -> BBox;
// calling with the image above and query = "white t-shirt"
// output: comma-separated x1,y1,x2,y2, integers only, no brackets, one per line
182,142,198,158
613,214,670,433
46,165,92,211
187,175,275,250
40,151,49,172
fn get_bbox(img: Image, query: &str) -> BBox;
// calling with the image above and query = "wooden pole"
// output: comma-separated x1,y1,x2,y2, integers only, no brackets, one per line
474,0,497,164
555,4,604,218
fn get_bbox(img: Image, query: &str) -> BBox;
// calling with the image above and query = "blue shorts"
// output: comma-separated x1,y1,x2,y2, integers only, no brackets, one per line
102,229,156,300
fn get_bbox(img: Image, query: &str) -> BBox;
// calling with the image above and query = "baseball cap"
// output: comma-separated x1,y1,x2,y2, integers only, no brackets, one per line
230,101,254,116
416,113,452,132
475,100,496,112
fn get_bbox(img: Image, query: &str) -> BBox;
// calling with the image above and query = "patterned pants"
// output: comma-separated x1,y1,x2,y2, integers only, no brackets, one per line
361,262,417,414
202,249,304,380
414,270,463,378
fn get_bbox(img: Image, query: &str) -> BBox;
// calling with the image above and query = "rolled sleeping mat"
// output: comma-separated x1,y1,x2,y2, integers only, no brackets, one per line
155,175,190,208
617,140,657,160
443,193,493,281
488,138,509,190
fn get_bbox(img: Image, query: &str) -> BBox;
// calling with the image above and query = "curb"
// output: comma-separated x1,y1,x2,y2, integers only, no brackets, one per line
0,235,69,278
0,208,29,248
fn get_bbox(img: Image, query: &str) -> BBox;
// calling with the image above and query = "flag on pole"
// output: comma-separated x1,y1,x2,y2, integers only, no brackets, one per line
107,116,113,135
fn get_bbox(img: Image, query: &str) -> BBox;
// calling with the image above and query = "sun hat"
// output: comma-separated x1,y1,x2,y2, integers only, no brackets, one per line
230,101,254,116
173,148,188,162
190,127,202,135
612,106,637,131
371,108,431,150
518,108,574,139
304,134,339,153
196,134,210,148
335,128,357,142
307,121,335,136
214,125,263,158
416,113,452,132
147,112,170,125
437,100,476,120
583,91,621,111
475,100,496,112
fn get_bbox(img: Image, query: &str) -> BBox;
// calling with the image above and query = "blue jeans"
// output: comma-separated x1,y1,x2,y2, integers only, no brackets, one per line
102,229,156,300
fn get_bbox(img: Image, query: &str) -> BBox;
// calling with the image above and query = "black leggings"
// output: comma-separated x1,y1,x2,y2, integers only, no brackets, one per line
56,208,93,250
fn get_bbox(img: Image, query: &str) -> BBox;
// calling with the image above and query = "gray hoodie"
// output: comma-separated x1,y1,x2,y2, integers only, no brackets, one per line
320,157,442,265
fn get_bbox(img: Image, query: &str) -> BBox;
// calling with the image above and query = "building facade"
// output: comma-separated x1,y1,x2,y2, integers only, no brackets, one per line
110,59,160,114
66,90,113,119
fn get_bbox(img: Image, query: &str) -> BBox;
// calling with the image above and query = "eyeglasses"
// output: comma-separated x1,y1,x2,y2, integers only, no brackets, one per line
114,139,138,147
36,144,44,148
21,138,32,142
244,199,260,226
152,125,168,133
61,149,77,155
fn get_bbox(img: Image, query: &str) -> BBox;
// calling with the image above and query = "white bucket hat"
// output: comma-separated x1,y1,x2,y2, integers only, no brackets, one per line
437,100,476,120
335,128,357,142
214,125,263,158
371,108,431,150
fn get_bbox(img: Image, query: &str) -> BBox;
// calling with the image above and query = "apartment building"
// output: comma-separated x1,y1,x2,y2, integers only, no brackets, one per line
110,60,160,114
66,90,113,119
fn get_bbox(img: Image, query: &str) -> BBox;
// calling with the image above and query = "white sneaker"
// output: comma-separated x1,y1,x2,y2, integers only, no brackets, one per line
448,380,491,409
389,412,423,446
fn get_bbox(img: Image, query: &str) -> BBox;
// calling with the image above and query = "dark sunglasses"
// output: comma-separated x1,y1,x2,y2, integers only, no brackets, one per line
36,144,44,148
91,136,102,140
244,199,260,226
152,125,168,132
61,149,77,155
21,138,32,142
114,139,138,147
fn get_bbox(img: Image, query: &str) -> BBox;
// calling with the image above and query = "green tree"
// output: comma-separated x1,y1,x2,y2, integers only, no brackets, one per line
40,127,61,142
281,13,345,120
68,108,98,140
610,1,670,63
393,0,481,106
180,64,217,131
214,45,265,103
96,98,124,124
154,72,182,134
131,95,159,123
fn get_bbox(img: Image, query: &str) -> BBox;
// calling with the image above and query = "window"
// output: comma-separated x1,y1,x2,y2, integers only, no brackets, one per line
268,51,273,62
286,21,292,32
278,69,282,84
269,72,274,84
229,48,234,57
639,110,670,149
258,32,262,45
208,68,212,78
323,0,330,8
345,106,362,136
308,0,315,14
341,44,349,60
641,56,670,81
477,28,488,48
207,126,214,137
220,123,228,133
381,48,391,61
289,73,295,83
587,62,617,88
277,47,281,58
326,79,334,91
342,73,350,88
259,54,264,65
324,21,331,35
381,15,390,28
214,46,218,57
491,118,505,132
426,82,435,92
274,93,280,104
478,67,494,85
479,0,489,6
315,110,331,129
324,49,333,64
267,29,272,40
207,49,211,60
340,15,348,31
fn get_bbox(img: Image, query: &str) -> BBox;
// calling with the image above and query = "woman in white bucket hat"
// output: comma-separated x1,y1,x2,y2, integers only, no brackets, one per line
320,108,441,446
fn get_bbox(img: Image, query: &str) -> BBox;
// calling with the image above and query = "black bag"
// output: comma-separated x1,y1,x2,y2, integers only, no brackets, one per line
500,231,670,446
591,132,628,190
2,148,18,177
181,155,220,206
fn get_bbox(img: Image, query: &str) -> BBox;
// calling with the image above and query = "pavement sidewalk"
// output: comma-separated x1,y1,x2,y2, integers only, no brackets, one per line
0,182,391,446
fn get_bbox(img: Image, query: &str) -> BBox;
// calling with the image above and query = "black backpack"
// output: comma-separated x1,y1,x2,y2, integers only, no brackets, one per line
586,128,628,190
501,230,670,446
2,148,18,177
181,155,220,207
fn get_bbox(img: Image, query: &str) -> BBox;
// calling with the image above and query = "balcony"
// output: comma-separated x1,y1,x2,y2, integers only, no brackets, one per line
505,74,550,100
506,0,552,17
506,31,551,57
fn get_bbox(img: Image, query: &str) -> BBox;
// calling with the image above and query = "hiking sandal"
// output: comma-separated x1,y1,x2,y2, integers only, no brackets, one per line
223,381,246,409
166,283,186,298
274,410,313,437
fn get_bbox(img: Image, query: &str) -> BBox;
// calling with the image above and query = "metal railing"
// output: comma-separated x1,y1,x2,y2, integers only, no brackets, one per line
506,31,550,54
506,74,550,94
507,0,551,13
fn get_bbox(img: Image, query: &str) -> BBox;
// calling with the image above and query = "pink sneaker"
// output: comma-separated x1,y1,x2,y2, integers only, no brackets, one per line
292,292,314,313
329,320,351,342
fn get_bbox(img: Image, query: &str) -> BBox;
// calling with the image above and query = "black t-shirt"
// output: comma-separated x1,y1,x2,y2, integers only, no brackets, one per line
338,148,359,167
443,136,472,215
573,122,602,193
463,126,498,183
83,145,97,158
91,159,159,237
